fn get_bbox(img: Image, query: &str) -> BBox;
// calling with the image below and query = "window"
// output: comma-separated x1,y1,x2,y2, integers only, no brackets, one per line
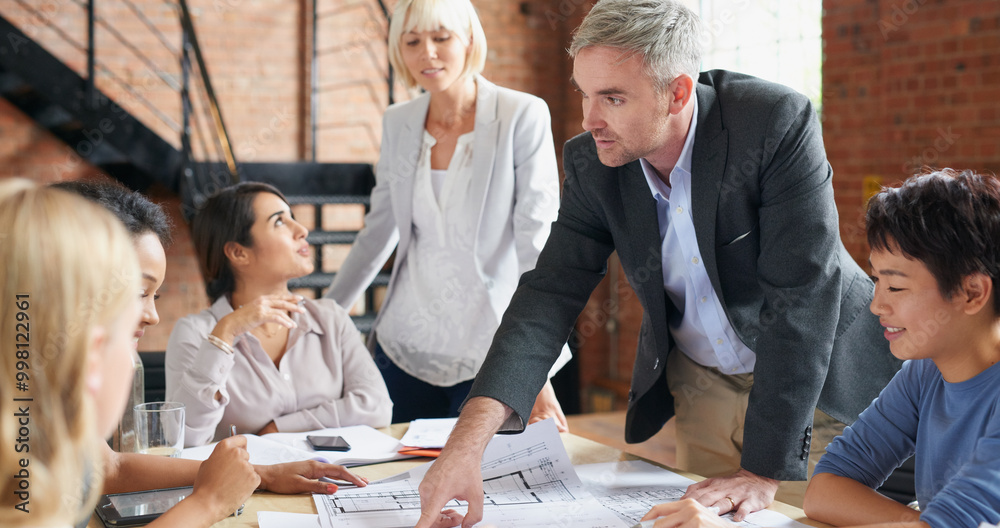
696,0,823,112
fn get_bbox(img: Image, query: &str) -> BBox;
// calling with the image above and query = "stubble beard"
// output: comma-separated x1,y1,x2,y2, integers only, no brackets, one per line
595,141,641,168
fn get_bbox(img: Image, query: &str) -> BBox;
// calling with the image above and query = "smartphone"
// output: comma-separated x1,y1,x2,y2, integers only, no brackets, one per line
94,486,193,526
307,434,352,452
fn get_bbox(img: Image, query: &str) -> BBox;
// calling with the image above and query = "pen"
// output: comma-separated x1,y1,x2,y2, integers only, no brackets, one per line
630,506,720,528
230,425,244,517
319,477,360,488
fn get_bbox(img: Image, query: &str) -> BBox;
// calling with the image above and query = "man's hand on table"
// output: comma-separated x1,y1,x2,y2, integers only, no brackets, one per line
415,448,484,528
640,499,732,528
680,468,779,521
415,397,510,528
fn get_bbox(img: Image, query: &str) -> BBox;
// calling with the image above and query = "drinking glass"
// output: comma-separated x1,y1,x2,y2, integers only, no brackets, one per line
134,402,185,457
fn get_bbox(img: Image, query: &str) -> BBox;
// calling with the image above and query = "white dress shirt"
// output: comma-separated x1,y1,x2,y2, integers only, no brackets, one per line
640,97,756,374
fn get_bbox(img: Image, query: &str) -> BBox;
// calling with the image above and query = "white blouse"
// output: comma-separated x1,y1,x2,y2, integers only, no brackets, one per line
376,130,499,386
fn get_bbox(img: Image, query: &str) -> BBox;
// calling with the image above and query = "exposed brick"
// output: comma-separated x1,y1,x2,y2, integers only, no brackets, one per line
5,0,998,410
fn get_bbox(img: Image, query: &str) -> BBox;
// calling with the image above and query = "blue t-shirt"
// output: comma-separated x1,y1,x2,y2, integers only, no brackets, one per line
814,359,1000,528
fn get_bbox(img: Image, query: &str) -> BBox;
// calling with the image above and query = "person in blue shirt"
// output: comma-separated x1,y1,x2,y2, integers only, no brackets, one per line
636,169,1000,528
803,168,1000,528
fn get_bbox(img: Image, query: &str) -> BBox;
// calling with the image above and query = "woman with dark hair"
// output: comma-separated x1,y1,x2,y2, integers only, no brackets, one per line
166,182,392,446
57,180,369,528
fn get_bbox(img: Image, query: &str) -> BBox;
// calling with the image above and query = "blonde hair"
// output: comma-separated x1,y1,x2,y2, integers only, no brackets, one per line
388,0,487,90
0,179,140,526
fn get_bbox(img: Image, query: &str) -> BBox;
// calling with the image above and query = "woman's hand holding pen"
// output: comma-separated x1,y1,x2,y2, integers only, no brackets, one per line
188,435,259,521
212,293,305,344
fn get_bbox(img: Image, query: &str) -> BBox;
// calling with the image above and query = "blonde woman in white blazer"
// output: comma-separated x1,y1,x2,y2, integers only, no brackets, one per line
325,0,570,429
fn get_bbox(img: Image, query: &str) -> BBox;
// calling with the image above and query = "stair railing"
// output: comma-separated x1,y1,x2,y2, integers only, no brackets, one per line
3,0,238,190
177,0,238,185
309,0,395,161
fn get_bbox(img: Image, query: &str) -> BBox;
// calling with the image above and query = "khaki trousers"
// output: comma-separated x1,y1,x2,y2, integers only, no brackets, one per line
666,349,753,478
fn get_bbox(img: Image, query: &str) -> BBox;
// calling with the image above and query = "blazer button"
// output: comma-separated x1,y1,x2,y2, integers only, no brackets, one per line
627,390,635,402
653,357,659,370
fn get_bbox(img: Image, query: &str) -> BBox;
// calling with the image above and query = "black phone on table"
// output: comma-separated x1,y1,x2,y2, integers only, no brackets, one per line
306,435,352,451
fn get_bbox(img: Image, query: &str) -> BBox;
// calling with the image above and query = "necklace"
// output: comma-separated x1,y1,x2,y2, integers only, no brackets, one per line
253,323,282,340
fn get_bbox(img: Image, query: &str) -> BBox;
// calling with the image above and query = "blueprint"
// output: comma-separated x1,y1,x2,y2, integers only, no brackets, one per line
309,422,809,528
313,419,623,528
576,460,810,528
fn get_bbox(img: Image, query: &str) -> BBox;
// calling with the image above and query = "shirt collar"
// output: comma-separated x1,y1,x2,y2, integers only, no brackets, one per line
640,95,699,200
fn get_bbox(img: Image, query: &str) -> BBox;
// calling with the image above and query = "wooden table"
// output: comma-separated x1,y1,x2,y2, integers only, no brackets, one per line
89,424,829,527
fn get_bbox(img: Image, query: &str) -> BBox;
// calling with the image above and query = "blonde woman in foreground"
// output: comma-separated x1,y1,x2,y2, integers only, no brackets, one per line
0,180,256,528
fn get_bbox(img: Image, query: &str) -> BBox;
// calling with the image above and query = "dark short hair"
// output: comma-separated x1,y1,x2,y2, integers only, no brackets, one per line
191,182,288,302
866,169,1000,311
53,179,173,246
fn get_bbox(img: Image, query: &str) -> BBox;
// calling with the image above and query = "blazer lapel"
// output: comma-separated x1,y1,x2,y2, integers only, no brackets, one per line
391,94,430,256
619,161,671,359
690,83,729,297
468,77,500,234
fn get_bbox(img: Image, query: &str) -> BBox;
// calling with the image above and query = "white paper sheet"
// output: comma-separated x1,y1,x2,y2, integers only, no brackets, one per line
180,425,412,467
576,460,810,528
180,434,325,465
314,419,626,528
398,417,458,448
258,511,321,528
264,425,413,466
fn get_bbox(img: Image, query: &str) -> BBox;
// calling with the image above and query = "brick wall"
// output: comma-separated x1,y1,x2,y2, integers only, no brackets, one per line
824,0,1000,260
6,0,996,413
0,0,579,353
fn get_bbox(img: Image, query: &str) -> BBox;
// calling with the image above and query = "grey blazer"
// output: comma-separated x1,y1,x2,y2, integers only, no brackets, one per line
469,70,902,480
326,76,571,376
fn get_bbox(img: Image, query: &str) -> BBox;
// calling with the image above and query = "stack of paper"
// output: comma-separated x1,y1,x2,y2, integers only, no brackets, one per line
180,425,415,467
396,417,460,458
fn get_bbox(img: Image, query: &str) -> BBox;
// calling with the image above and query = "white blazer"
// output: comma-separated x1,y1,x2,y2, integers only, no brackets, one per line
326,76,571,376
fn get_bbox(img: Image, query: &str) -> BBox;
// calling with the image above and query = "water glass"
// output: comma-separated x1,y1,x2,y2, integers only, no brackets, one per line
134,402,185,457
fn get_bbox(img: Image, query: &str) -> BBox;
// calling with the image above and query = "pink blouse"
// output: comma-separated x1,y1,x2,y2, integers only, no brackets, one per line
165,297,392,446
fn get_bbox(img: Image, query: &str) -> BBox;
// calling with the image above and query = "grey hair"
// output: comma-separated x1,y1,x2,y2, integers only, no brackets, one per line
569,0,704,91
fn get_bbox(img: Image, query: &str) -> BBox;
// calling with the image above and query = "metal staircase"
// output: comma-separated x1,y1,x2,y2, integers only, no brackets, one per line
0,14,184,190
0,0,393,332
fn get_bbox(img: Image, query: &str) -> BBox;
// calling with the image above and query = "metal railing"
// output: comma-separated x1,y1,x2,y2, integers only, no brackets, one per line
310,0,395,161
5,0,238,185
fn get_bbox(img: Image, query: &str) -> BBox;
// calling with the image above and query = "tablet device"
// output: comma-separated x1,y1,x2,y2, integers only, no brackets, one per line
94,486,193,526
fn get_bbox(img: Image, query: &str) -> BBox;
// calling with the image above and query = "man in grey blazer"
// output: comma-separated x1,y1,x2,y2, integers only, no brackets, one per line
416,1,901,526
